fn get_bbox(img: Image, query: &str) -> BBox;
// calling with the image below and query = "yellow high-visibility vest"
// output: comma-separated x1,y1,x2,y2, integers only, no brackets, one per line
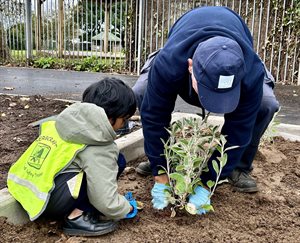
7,121,86,220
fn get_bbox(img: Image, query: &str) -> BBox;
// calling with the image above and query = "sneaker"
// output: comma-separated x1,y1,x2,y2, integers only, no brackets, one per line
135,160,152,176
63,212,117,236
228,169,259,193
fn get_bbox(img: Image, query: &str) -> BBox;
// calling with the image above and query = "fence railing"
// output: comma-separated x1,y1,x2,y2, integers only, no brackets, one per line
0,0,299,84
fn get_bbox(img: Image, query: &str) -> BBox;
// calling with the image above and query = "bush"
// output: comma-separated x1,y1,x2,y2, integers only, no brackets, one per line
161,117,238,216
33,57,60,69
72,57,108,72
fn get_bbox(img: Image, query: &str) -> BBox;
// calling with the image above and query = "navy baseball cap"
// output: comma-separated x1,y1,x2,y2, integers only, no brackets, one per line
192,36,246,114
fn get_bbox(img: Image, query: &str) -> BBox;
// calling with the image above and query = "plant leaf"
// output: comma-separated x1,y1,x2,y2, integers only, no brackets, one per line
195,180,204,190
175,165,185,171
179,139,189,145
206,180,215,189
158,169,166,175
216,145,222,154
187,183,194,194
201,204,214,212
202,167,209,172
219,153,227,167
193,157,202,168
217,179,228,185
169,173,186,194
220,135,227,145
212,160,219,174
224,145,239,152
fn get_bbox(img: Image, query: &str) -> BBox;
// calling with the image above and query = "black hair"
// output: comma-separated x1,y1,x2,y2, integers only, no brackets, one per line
82,77,136,123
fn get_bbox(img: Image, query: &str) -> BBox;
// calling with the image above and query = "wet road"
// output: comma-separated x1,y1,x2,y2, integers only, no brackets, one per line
1,66,299,125
0,66,204,114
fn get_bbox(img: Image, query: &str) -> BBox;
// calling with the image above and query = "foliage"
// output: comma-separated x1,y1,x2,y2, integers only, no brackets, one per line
33,57,60,69
31,56,123,72
73,1,126,42
161,117,238,216
72,56,109,72
0,1,24,19
264,0,300,83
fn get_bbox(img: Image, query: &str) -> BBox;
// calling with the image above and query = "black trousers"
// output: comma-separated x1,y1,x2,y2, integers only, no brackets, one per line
43,153,127,219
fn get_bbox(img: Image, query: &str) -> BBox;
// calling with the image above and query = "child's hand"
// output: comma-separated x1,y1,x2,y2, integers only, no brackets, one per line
124,192,138,219
124,191,134,201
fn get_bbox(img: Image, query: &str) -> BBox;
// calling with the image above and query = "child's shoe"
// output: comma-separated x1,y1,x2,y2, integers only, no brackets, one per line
63,212,117,236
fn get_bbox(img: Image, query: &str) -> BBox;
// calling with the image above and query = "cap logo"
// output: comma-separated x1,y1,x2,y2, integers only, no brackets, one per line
218,75,234,89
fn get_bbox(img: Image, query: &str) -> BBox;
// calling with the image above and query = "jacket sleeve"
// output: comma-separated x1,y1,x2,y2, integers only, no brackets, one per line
78,144,131,219
141,51,181,176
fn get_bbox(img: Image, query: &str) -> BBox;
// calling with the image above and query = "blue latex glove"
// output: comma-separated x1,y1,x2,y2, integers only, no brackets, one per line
188,186,211,215
151,183,170,210
124,192,138,219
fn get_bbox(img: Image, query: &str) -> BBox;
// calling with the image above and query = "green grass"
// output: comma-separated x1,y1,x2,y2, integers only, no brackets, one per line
10,50,37,58
5,49,126,73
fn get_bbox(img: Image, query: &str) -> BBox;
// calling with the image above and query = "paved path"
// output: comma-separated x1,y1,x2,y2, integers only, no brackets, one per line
0,66,299,126
0,67,136,99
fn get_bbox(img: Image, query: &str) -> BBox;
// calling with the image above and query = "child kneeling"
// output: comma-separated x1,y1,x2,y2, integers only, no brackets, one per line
7,77,138,236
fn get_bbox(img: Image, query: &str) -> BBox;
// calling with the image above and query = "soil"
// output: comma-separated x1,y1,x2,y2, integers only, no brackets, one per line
1,94,300,243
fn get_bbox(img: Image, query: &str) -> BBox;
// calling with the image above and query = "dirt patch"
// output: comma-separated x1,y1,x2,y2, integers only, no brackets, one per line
1,94,300,242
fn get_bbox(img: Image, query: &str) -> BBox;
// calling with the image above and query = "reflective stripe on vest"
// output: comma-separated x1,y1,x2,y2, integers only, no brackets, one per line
7,121,86,221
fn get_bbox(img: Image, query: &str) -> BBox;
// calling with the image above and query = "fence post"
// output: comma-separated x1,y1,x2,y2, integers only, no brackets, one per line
35,0,41,52
297,63,300,86
104,2,110,53
58,0,64,58
137,0,144,75
25,0,32,60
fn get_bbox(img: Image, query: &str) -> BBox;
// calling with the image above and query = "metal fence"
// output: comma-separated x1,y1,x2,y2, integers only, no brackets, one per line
0,0,299,84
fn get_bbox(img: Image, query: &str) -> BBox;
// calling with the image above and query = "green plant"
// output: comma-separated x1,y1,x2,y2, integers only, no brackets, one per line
33,57,58,69
260,107,281,146
72,57,123,72
73,57,105,72
160,116,238,217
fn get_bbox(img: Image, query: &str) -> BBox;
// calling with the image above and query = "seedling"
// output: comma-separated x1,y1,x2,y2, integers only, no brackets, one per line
160,116,238,216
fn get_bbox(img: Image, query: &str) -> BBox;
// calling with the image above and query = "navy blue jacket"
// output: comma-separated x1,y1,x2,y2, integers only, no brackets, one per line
141,6,264,180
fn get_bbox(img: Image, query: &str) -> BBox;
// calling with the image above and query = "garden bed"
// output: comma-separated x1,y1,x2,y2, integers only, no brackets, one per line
1,94,300,242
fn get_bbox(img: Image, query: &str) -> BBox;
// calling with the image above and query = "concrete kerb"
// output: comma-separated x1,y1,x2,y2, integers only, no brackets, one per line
1,112,299,225
0,188,29,225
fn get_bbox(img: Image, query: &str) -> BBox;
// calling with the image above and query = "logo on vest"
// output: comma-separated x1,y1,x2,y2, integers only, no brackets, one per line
27,143,51,169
